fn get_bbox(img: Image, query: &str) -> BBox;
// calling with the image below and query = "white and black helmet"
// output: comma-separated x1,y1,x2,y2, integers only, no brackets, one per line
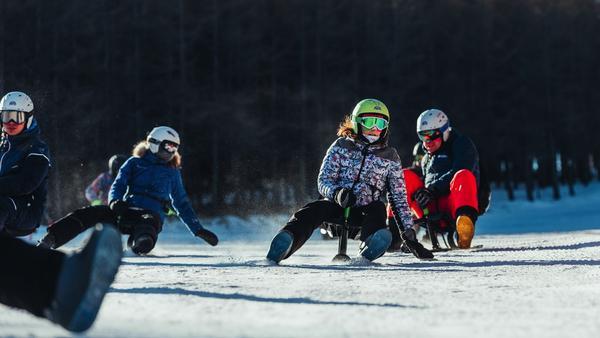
0,91,35,129
416,109,452,142
147,126,180,161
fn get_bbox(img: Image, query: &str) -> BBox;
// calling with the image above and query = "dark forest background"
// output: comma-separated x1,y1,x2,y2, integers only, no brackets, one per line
1,0,599,220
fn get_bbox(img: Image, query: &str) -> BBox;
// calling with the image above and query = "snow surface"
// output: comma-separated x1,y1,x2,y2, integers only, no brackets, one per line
2,183,600,337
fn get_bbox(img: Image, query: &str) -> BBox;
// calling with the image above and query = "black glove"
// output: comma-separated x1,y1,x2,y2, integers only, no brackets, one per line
195,228,219,246
109,200,129,215
334,188,356,208
401,228,434,259
413,188,433,209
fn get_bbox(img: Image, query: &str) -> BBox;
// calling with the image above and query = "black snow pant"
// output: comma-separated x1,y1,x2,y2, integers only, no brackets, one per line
47,205,162,249
0,233,64,317
280,199,387,259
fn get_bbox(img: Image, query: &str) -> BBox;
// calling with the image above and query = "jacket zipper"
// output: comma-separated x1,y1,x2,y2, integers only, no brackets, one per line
0,139,12,174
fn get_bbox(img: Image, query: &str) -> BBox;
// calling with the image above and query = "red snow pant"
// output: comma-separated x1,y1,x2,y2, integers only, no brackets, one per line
388,169,479,230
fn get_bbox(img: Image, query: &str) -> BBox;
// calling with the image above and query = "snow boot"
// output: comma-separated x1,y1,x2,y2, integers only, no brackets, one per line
359,228,392,261
266,230,293,264
131,234,155,255
45,224,122,332
456,215,475,249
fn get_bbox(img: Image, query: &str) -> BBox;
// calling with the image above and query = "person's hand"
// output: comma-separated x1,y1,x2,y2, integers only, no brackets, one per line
109,200,129,215
334,188,356,208
401,228,434,259
413,188,433,209
195,228,219,246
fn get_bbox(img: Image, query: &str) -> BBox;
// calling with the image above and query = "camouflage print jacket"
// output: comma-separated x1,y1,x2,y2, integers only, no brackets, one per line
318,137,414,229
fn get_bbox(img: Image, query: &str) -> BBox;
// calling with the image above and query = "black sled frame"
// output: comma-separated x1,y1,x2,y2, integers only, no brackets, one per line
421,212,458,252
322,207,362,262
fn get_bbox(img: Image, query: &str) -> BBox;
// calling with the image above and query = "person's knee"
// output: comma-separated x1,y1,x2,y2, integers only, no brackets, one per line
453,169,476,183
129,224,158,255
403,168,424,188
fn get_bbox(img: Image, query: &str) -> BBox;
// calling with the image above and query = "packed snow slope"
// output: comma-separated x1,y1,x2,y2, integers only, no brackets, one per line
1,183,600,337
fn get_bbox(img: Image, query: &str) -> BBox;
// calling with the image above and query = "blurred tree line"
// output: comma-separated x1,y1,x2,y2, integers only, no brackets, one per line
0,0,598,219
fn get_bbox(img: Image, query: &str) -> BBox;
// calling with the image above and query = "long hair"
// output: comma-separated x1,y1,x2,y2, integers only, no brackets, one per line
336,115,357,139
132,140,181,168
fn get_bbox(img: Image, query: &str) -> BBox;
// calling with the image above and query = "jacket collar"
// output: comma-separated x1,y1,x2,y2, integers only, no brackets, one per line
142,151,167,164
348,136,387,151
1,120,41,148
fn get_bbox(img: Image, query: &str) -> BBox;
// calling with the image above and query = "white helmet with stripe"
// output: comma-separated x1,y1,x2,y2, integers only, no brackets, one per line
146,126,180,161
416,109,452,142
0,91,35,129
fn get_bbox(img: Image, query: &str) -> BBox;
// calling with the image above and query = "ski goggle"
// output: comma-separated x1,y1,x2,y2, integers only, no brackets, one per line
162,141,179,154
149,138,179,153
418,129,443,142
359,116,388,130
1,110,28,124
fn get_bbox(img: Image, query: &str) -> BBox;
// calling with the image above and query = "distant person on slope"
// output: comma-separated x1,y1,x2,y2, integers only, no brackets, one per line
38,126,218,255
0,91,51,237
403,109,481,249
85,154,127,206
266,99,433,264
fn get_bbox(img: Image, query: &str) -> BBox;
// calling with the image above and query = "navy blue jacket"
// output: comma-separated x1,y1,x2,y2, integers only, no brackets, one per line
421,129,479,196
0,119,51,232
109,151,204,233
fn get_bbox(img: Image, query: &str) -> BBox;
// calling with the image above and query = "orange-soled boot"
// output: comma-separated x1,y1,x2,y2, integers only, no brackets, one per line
456,215,475,249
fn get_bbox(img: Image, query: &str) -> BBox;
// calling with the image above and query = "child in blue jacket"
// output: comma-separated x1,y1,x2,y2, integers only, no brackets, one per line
39,126,218,254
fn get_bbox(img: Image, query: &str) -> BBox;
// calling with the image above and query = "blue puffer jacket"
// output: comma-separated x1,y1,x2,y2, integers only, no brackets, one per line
0,119,51,233
109,151,204,234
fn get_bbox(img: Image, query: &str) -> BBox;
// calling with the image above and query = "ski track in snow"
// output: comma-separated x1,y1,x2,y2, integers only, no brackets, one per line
2,184,600,337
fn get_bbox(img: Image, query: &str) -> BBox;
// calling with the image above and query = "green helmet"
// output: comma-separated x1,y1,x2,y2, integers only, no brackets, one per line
351,99,390,134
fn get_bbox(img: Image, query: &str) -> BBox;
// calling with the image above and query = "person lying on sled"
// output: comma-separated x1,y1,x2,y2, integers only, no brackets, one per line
266,98,432,264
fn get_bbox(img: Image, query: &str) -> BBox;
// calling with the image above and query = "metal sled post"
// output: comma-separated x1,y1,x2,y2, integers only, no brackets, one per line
332,207,351,262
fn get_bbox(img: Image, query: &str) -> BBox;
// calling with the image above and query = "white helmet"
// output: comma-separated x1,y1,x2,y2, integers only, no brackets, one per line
0,91,34,112
416,109,451,142
147,126,180,154
0,91,35,129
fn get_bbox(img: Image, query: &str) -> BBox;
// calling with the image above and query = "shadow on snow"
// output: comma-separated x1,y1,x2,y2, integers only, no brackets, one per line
474,241,600,253
109,287,422,309
395,259,600,269
121,260,464,273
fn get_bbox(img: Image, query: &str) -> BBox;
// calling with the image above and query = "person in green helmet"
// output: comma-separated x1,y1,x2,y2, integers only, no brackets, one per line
266,99,433,264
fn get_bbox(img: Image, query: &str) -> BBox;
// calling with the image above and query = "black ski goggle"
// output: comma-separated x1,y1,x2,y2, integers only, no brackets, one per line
1,110,28,124
418,129,443,142
149,138,179,153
